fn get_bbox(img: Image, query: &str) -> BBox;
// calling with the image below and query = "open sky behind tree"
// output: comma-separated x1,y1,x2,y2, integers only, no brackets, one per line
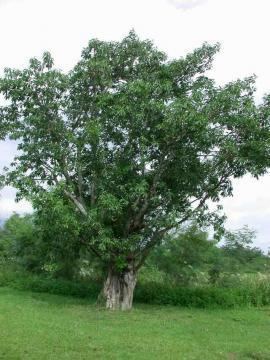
0,0,270,250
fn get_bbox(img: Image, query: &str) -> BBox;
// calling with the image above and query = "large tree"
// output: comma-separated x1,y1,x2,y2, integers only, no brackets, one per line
1,31,270,309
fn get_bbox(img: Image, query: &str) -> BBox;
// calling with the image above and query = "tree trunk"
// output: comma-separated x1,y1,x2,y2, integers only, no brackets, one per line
101,266,137,310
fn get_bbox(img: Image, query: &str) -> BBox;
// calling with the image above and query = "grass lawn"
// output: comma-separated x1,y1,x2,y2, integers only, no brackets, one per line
0,287,270,359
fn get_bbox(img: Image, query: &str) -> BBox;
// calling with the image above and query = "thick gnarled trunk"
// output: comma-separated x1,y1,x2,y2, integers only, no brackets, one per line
102,267,137,310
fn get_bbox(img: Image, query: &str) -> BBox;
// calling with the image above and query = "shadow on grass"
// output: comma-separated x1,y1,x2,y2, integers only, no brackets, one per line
0,286,96,308
242,352,270,360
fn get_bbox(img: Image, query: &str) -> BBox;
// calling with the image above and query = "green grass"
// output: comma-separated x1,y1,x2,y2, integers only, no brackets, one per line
1,288,270,359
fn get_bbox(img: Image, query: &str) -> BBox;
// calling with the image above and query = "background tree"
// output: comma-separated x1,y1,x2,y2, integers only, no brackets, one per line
0,206,102,280
221,226,267,272
1,31,270,309
223,225,255,250
147,224,217,285
0,210,80,276
0,214,39,271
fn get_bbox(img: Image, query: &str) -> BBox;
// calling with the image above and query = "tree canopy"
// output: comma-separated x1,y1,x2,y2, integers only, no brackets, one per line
1,31,270,309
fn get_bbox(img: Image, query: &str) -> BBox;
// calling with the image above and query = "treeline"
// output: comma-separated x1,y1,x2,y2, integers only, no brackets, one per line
0,212,269,286
145,224,270,287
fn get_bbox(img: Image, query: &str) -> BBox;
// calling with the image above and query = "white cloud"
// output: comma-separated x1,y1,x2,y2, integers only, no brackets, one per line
168,0,207,10
0,140,17,170
0,0,24,6
220,174,270,251
0,186,32,219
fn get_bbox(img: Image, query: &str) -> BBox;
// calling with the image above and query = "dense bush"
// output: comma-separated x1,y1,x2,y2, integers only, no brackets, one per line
1,215,270,309
135,281,270,308
1,265,270,308
0,265,101,299
1,215,270,287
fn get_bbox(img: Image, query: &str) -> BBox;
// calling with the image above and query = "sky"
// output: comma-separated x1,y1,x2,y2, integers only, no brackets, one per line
0,0,270,250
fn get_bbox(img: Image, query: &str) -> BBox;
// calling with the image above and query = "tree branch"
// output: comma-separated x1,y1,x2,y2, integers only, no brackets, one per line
135,172,229,270
64,190,88,217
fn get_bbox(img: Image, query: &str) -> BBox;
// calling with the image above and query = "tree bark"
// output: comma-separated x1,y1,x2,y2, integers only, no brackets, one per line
101,266,137,310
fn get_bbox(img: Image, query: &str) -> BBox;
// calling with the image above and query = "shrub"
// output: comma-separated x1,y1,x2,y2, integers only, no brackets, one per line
1,266,270,308
134,281,270,308
0,265,101,299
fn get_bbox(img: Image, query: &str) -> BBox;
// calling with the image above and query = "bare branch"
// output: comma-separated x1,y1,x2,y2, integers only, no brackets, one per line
64,190,88,217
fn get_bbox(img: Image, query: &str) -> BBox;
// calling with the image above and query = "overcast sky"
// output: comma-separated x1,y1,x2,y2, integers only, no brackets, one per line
0,0,270,250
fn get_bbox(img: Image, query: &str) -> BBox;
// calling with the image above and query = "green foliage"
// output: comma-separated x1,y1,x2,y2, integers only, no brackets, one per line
135,282,270,308
220,226,268,272
0,264,100,298
1,211,269,288
0,214,41,271
224,225,256,249
32,190,84,279
147,223,217,285
1,263,270,309
0,209,102,280
209,226,270,274
1,31,270,276
144,223,270,285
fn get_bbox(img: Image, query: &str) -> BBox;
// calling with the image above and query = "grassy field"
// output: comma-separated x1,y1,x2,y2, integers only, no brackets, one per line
0,287,270,360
